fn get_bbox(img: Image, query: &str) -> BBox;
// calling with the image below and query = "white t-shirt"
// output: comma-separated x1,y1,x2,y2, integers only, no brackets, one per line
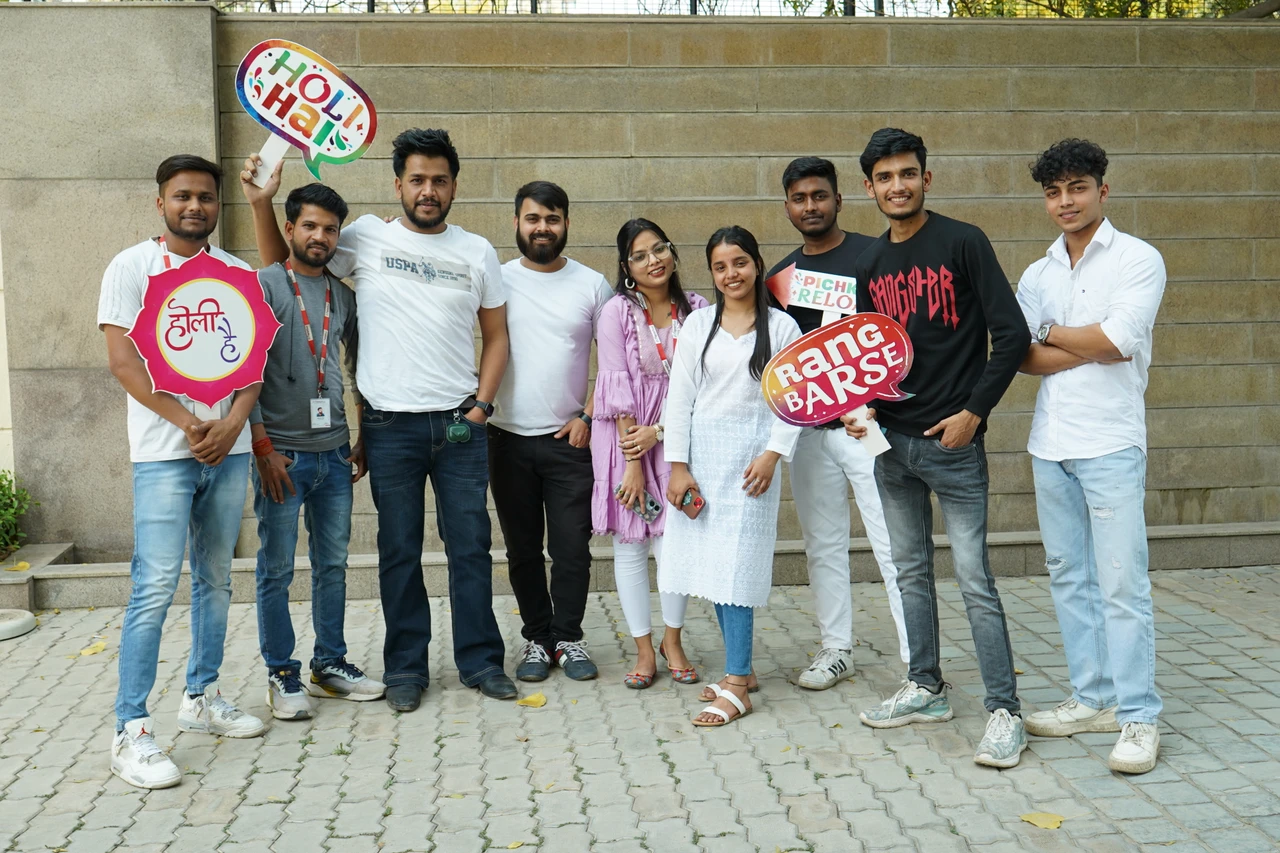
328,215,506,412
490,258,613,436
97,240,255,464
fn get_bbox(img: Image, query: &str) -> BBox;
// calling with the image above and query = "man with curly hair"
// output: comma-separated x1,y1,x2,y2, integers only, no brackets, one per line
1016,139,1166,774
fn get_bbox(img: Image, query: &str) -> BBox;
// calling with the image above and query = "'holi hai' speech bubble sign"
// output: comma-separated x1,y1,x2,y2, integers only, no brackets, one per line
765,263,859,316
127,252,283,408
762,312,913,427
236,40,378,183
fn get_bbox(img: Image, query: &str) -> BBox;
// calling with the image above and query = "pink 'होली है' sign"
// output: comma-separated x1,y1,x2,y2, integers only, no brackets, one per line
127,252,283,408
236,40,378,181
762,313,914,427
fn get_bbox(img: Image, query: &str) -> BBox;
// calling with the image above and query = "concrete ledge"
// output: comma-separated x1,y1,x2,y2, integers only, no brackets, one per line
24,522,1280,610
0,543,75,611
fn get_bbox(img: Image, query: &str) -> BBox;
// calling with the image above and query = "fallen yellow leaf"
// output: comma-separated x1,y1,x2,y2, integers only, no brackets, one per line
571,699,578,705
516,736,529,743
1014,669,1025,675
511,608,520,615
544,783,554,790
830,723,842,728
448,794,464,799
80,641,107,656
780,746,791,752
516,692,547,708
507,844,524,850
2,561,29,572
1021,813,1064,830
54,609,61,614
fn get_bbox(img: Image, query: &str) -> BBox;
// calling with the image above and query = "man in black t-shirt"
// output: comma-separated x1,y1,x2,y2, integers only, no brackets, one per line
843,129,1031,769
766,158,909,690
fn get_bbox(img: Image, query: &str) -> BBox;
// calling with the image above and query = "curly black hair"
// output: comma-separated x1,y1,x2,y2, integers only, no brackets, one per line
1030,139,1108,188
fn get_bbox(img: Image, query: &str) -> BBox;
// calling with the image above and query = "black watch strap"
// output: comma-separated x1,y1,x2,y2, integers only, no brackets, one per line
473,399,494,417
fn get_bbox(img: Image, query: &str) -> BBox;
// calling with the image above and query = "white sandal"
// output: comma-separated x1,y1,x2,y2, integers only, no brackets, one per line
692,684,751,728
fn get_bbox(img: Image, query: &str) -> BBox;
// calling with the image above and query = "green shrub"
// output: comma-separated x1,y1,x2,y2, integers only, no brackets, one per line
0,471,34,560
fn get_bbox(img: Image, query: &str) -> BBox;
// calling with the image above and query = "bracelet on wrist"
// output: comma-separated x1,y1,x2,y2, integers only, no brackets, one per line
251,437,274,458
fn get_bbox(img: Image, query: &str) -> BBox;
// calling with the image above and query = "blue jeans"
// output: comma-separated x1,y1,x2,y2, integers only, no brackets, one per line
115,454,250,730
875,430,1019,714
1033,448,1161,725
714,603,754,677
252,444,353,675
362,407,505,688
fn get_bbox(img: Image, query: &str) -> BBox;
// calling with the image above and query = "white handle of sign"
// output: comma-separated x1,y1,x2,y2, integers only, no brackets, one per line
191,402,217,421
821,310,842,326
251,135,291,188
848,403,890,457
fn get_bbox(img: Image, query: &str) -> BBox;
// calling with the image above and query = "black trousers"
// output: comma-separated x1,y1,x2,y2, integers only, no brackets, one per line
487,426,594,646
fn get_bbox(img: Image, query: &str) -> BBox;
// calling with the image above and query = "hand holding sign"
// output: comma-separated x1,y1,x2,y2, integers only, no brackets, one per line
766,264,860,324
761,313,913,457
236,40,378,186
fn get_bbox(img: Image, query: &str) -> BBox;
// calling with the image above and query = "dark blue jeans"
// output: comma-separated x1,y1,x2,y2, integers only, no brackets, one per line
252,444,353,676
875,430,1019,714
362,406,506,688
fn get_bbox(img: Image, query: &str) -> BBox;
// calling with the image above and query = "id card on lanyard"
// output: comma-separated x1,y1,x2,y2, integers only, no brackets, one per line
641,297,681,376
285,260,334,429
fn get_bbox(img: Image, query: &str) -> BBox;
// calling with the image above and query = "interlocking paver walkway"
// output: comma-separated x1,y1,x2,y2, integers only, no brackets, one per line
4,566,1280,852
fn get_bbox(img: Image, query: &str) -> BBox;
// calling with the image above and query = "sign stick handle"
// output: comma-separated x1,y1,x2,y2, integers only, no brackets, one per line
251,135,291,188
821,310,842,326
848,403,891,457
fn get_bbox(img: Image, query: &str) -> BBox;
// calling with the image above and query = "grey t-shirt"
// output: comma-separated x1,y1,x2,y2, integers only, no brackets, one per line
249,262,357,452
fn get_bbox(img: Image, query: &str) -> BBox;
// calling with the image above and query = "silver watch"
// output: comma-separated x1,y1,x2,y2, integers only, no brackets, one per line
1036,323,1054,344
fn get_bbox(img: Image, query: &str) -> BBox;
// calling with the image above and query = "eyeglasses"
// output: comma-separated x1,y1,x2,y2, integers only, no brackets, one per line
627,242,673,266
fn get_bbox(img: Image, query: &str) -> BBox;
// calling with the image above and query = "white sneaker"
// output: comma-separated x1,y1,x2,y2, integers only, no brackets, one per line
1109,722,1159,774
1024,698,1119,737
306,659,386,702
178,687,266,738
110,718,181,790
267,670,314,721
798,648,855,690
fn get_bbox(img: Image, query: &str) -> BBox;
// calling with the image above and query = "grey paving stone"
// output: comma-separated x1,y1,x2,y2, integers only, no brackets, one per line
1121,818,1191,844
1199,827,1278,853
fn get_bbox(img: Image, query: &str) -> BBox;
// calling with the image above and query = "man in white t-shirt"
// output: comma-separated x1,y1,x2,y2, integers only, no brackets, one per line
1016,139,1166,775
488,182,612,684
242,129,516,708
99,155,266,791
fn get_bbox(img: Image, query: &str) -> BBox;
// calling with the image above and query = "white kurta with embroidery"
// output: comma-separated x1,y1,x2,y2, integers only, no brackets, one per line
657,306,803,608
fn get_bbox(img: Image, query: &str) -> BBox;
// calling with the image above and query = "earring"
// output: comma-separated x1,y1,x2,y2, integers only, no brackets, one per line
624,277,636,290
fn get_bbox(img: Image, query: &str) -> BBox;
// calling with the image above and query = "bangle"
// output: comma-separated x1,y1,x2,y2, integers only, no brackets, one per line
252,438,274,457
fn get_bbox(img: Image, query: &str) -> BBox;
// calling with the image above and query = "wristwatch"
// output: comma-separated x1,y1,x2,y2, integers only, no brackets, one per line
1036,323,1055,344
654,424,664,442
578,412,592,428
472,399,494,417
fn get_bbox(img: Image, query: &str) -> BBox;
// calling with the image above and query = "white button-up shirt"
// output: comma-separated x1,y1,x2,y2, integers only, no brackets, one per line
1016,218,1166,462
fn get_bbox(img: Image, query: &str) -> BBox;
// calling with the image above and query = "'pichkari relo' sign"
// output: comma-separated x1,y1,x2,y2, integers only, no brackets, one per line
127,252,283,408
236,40,378,186
766,263,859,316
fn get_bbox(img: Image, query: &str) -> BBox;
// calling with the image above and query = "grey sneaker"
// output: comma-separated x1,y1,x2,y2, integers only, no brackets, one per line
306,660,386,702
267,669,314,721
798,648,855,690
860,681,954,729
178,687,266,739
974,709,1028,768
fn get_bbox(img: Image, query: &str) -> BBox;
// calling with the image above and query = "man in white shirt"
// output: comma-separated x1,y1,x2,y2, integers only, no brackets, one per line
488,182,612,684
1016,139,1166,774
243,129,516,708
100,155,266,791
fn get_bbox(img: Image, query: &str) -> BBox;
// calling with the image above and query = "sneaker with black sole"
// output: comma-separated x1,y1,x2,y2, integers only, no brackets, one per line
554,640,598,681
306,659,386,702
177,686,266,738
267,669,314,720
515,640,552,682
110,718,181,790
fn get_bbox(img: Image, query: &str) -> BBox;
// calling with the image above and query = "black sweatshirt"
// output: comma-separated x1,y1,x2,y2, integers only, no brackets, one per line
854,211,1030,439
767,230,877,336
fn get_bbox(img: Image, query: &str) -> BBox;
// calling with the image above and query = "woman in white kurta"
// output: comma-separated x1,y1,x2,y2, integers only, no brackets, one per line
659,226,802,727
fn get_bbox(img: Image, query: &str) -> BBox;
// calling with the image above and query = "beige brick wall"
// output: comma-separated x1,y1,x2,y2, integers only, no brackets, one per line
3,7,1277,560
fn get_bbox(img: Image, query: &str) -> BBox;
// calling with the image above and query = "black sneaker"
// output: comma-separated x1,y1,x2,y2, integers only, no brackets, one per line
554,640,598,681
515,640,552,682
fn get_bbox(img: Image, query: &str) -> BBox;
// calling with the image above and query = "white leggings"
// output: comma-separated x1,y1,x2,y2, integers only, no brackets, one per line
613,536,688,638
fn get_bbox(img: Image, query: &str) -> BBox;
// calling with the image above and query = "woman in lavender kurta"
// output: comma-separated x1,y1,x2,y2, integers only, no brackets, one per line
592,219,709,689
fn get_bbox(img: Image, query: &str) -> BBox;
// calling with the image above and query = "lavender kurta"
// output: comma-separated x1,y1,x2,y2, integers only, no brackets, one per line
591,292,709,543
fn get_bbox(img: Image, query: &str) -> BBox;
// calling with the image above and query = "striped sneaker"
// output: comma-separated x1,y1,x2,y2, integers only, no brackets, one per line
860,680,954,729
798,648,855,690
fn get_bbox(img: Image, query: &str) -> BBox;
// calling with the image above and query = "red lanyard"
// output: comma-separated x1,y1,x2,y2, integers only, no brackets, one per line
158,235,173,270
285,260,332,395
641,299,680,376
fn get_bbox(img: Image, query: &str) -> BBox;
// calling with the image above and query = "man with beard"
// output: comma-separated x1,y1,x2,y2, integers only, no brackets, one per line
244,183,386,720
487,182,612,683
766,157,910,689
241,128,516,708
843,129,1031,769
100,155,265,790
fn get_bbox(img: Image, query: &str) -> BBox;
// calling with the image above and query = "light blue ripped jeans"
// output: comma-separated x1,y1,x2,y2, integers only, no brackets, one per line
1033,447,1161,725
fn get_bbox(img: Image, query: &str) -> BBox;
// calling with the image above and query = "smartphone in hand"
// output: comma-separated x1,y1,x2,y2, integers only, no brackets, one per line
680,488,706,520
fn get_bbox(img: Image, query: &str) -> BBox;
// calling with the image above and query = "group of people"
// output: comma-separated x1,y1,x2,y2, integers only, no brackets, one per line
100,126,1166,791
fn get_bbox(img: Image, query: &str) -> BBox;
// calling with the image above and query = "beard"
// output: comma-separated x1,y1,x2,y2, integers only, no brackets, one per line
164,211,215,242
516,228,568,265
401,195,451,230
877,194,924,222
289,235,337,270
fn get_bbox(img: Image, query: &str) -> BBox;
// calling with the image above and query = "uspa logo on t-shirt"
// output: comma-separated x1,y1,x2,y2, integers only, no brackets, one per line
382,252,473,292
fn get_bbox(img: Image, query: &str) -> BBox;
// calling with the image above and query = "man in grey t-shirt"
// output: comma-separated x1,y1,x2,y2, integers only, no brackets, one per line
247,183,385,719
